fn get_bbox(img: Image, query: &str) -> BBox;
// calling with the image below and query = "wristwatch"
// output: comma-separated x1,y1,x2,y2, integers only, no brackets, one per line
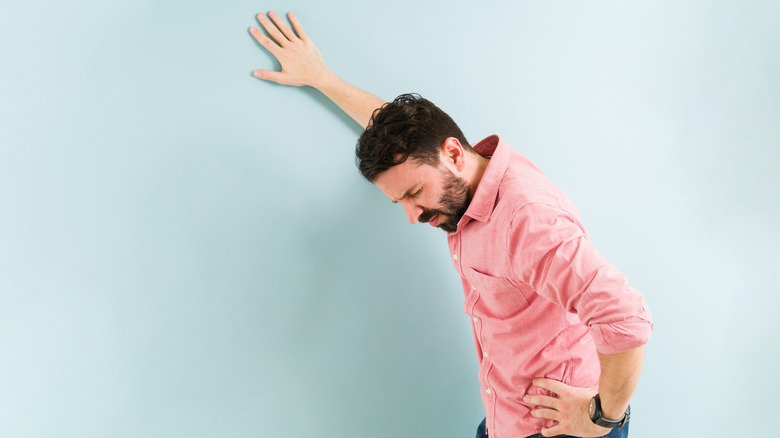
588,394,629,429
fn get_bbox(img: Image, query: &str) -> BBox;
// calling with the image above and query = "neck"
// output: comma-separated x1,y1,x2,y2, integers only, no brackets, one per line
465,152,491,201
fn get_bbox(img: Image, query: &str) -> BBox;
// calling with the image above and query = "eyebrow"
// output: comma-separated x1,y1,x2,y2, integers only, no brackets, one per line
391,186,420,203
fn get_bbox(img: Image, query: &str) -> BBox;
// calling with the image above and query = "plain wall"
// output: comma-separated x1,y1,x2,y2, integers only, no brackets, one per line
1,1,778,436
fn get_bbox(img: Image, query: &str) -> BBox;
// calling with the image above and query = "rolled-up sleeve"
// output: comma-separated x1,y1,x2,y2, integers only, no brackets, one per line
506,203,653,354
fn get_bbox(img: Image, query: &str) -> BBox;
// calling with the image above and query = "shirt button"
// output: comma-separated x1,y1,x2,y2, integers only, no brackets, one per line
483,352,488,358
486,388,493,395
473,316,479,323
452,254,459,260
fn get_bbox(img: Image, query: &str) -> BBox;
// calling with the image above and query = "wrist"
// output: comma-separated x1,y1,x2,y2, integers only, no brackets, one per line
311,67,337,91
589,394,629,429
601,404,627,421
595,391,629,420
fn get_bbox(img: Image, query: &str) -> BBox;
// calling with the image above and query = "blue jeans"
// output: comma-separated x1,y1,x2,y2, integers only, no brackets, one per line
474,407,630,438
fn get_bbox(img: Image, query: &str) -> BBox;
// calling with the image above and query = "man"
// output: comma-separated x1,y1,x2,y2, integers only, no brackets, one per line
249,11,653,438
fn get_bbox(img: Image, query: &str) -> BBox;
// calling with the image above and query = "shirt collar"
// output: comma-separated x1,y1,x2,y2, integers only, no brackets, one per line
459,135,511,226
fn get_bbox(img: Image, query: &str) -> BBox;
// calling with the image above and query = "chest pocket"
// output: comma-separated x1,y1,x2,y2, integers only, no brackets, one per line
467,268,530,320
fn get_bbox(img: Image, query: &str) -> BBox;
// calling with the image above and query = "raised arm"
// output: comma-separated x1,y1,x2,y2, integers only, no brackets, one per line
249,11,385,129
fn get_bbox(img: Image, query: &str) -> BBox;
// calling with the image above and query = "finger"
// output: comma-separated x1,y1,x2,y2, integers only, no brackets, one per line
268,10,298,42
530,408,559,421
249,26,281,56
540,425,563,437
288,12,308,41
532,378,568,395
257,12,290,47
253,69,286,84
523,394,560,409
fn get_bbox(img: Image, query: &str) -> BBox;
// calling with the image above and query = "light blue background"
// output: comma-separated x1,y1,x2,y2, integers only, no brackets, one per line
1,1,778,437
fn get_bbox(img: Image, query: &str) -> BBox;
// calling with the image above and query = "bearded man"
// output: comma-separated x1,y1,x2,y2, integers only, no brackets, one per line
249,11,653,438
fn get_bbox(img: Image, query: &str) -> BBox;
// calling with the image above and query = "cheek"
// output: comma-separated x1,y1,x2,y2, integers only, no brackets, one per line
425,190,444,207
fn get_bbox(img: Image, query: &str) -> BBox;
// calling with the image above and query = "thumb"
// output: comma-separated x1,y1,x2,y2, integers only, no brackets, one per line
253,69,287,84
532,378,569,396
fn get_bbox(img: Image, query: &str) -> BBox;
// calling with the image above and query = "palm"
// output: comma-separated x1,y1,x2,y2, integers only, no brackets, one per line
249,11,328,88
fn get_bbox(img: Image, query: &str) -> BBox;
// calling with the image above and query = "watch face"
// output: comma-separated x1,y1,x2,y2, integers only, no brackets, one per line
588,398,596,418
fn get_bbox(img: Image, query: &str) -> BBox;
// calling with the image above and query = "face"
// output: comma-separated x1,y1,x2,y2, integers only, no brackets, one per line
375,158,471,233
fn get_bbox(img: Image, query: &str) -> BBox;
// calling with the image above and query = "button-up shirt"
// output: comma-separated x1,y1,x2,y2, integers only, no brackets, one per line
447,135,653,438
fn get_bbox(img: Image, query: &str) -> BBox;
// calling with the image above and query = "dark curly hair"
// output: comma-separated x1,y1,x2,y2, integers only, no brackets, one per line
356,93,472,182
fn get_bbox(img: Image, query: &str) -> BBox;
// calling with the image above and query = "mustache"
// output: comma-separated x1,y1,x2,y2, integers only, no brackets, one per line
419,208,450,223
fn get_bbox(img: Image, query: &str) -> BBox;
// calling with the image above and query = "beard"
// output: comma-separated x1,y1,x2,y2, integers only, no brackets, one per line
418,166,471,233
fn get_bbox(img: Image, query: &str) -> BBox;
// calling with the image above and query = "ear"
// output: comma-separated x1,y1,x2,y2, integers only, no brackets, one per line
441,137,466,171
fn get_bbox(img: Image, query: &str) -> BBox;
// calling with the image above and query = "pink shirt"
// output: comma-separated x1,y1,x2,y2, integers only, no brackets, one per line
447,135,653,438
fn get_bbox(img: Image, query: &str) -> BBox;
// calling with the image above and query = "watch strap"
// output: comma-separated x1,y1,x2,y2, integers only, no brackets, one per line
590,394,630,429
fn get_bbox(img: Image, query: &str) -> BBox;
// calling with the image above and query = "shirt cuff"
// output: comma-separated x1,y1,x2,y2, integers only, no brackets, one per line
589,309,654,355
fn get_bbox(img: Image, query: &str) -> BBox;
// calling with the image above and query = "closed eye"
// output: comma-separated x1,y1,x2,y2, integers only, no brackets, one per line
391,186,423,203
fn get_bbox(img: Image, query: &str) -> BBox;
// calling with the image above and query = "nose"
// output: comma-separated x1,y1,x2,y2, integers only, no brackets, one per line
401,201,423,224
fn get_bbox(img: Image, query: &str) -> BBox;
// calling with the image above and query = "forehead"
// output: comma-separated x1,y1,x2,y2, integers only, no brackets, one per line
374,159,440,201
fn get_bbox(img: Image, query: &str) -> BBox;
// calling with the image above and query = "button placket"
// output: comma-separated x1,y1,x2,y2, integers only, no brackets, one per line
450,235,461,270
470,281,496,425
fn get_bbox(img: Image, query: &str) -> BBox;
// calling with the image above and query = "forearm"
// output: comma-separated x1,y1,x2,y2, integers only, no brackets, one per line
597,345,645,420
313,69,386,129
